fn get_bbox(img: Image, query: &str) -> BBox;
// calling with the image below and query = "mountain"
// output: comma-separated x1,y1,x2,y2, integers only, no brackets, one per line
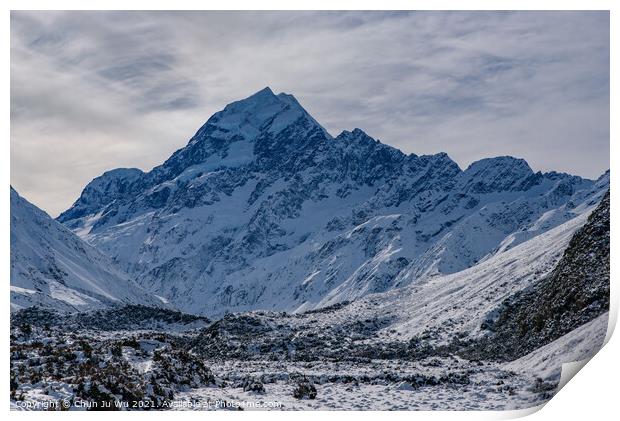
188,207,597,361
58,167,144,234
184,201,608,394
10,187,164,312
11,186,609,410
465,190,610,361
57,87,610,316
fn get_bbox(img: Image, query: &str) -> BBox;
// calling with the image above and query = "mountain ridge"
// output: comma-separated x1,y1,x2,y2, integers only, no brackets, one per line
55,88,609,316
10,186,164,312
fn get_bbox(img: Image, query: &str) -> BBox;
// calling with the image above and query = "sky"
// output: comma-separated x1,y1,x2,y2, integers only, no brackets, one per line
11,11,610,217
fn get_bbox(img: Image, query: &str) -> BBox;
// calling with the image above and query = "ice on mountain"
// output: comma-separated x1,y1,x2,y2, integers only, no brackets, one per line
53,90,609,317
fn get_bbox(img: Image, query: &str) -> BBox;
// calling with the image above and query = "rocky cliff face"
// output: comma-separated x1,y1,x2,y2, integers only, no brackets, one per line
57,168,143,224
56,88,609,316
466,190,610,361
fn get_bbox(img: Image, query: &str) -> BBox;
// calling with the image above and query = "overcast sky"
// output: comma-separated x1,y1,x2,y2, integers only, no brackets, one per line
11,11,609,217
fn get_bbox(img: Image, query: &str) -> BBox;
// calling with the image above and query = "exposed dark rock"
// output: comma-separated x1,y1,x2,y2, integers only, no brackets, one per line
463,191,610,361
10,305,210,332
293,378,317,399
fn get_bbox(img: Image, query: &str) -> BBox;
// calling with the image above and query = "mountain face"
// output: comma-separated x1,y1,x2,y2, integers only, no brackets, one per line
59,168,144,230
466,190,610,361
188,207,597,361
57,87,610,316
10,187,163,312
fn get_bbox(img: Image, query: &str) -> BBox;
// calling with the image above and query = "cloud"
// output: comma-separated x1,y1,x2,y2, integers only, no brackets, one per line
10,11,609,216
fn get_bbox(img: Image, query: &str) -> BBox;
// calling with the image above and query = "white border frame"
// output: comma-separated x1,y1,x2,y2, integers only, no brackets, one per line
3,2,616,420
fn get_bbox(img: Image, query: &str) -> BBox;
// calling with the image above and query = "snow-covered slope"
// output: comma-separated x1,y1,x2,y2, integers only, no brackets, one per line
193,202,594,360
187,207,603,361
504,312,608,382
57,87,609,316
10,187,163,312
10,199,609,410
464,191,610,361
320,206,596,347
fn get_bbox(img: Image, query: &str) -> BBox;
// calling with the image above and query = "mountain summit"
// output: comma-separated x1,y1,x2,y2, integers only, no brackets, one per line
57,89,609,316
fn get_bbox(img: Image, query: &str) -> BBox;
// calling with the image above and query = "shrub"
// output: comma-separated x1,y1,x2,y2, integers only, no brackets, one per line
293,378,317,399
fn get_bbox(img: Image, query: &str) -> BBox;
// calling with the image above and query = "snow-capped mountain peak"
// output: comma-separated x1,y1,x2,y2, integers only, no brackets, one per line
58,167,143,224
457,156,536,193
56,89,609,316
132,87,331,192
191,86,326,146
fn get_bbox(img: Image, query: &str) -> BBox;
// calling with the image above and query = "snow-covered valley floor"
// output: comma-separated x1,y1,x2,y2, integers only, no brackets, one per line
174,360,541,411
171,313,608,411
10,310,608,411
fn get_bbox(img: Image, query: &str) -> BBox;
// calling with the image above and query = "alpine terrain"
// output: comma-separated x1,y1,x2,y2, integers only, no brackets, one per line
10,187,164,312
57,87,609,317
10,88,610,411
